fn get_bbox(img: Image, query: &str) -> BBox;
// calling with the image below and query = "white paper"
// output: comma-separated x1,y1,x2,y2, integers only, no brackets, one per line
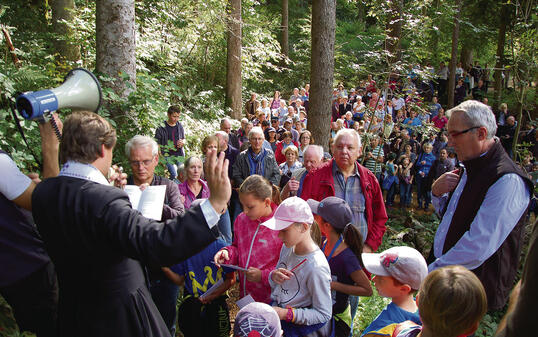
213,262,248,272
199,278,224,300
236,294,255,309
124,185,166,220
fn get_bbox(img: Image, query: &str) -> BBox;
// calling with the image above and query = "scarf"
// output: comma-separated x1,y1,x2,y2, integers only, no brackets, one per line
247,148,267,176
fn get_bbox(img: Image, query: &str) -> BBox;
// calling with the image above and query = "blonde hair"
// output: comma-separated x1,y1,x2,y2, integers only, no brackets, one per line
239,175,273,201
418,265,487,337
282,145,298,157
201,135,219,154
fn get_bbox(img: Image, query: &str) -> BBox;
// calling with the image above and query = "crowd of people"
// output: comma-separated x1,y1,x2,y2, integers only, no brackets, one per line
1,67,537,337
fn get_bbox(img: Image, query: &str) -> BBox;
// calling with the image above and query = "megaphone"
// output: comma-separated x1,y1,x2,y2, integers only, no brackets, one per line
16,68,102,121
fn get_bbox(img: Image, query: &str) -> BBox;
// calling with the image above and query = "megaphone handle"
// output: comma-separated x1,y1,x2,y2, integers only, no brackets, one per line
49,115,62,141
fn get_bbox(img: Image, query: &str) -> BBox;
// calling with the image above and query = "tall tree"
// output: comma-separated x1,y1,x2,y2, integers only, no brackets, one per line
493,2,510,102
51,0,81,64
96,0,136,115
308,0,336,151
385,0,403,63
280,0,289,57
226,0,242,120
447,0,461,108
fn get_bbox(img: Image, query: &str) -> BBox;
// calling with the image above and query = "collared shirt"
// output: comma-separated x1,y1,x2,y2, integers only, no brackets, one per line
332,161,368,240
429,171,530,272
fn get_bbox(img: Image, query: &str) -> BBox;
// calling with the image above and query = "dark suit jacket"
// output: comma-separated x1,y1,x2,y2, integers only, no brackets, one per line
32,177,217,337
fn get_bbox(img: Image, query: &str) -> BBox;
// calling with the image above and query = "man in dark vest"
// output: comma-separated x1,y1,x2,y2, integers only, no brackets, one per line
429,100,532,311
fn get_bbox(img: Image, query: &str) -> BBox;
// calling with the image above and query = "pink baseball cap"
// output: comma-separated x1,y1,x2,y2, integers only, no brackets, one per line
261,197,314,230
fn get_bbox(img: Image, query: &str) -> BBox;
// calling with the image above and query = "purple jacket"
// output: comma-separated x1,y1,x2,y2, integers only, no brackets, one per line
178,179,210,209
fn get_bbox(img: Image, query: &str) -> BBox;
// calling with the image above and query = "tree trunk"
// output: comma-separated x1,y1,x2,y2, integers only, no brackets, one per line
494,3,509,102
309,0,336,151
429,0,440,64
226,0,242,120
51,0,81,64
447,0,461,108
460,43,473,70
280,0,289,57
385,0,403,64
96,0,136,112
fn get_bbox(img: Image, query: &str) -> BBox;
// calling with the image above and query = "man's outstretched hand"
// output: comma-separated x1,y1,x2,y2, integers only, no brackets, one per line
205,149,231,215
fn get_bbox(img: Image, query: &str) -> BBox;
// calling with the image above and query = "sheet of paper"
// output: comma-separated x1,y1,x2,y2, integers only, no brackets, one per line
124,185,166,220
236,294,255,309
137,185,166,220
199,278,224,300
124,185,142,210
213,262,248,272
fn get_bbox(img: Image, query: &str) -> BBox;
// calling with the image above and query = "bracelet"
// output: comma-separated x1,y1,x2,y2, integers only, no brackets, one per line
286,307,295,322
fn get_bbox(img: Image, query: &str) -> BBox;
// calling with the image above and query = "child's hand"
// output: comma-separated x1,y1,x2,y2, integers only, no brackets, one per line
272,306,287,320
271,268,292,285
246,267,262,282
213,249,229,267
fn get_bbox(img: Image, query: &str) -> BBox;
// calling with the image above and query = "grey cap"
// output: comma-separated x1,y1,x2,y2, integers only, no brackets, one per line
307,196,352,230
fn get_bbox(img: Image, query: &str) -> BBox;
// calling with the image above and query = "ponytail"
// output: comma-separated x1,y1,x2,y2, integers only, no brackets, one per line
340,224,365,266
271,184,282,205
310,220,322,247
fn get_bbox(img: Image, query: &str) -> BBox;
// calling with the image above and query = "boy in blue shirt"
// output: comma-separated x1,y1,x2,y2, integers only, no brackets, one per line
165,235,235,337
361,246,428,337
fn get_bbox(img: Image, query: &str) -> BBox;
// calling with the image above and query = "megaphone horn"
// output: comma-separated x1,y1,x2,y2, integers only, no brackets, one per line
16,68,102,120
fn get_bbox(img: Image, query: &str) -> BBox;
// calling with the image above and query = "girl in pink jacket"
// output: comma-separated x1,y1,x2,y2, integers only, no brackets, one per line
214,175,283,303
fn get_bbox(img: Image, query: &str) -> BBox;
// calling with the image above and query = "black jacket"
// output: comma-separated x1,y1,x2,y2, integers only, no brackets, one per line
32,177,217,337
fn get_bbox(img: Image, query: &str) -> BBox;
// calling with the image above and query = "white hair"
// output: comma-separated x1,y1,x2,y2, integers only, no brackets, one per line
241,118,249,124
447,100,497,139
248,127,264,139
334,128,362,148
125,135,158,159
303,145,324,160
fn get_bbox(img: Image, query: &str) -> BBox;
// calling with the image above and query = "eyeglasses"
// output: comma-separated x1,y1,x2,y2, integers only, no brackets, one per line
448,126,480,138
129,159,153,167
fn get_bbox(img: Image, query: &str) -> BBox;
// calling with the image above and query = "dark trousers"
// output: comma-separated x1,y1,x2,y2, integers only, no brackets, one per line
416,175,431,208
0,261,58,337
149,277,180,335
386,182,398,205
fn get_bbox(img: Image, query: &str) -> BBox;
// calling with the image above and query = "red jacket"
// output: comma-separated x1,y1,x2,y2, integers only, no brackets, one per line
300,159,387,251
275,140,299,164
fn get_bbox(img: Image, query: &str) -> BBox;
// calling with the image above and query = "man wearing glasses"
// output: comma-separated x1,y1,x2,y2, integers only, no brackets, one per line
428,100,533,311
126,135,185,335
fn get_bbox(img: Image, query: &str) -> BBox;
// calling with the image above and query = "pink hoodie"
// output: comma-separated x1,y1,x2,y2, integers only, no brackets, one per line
223,204,282,303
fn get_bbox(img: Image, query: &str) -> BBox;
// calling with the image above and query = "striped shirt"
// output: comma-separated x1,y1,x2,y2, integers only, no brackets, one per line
364,145,384,175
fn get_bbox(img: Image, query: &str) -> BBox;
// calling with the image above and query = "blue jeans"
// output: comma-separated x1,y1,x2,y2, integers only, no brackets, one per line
348,295,359,337
149,277,180,335
217,209,233,245
400,182,412,207
166,162,177,180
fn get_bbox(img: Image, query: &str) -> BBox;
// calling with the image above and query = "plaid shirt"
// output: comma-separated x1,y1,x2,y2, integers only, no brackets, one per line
332,161,368,240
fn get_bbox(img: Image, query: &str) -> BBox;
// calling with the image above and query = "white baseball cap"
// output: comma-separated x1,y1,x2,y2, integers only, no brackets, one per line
261,197,314,231
362,246,428,290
